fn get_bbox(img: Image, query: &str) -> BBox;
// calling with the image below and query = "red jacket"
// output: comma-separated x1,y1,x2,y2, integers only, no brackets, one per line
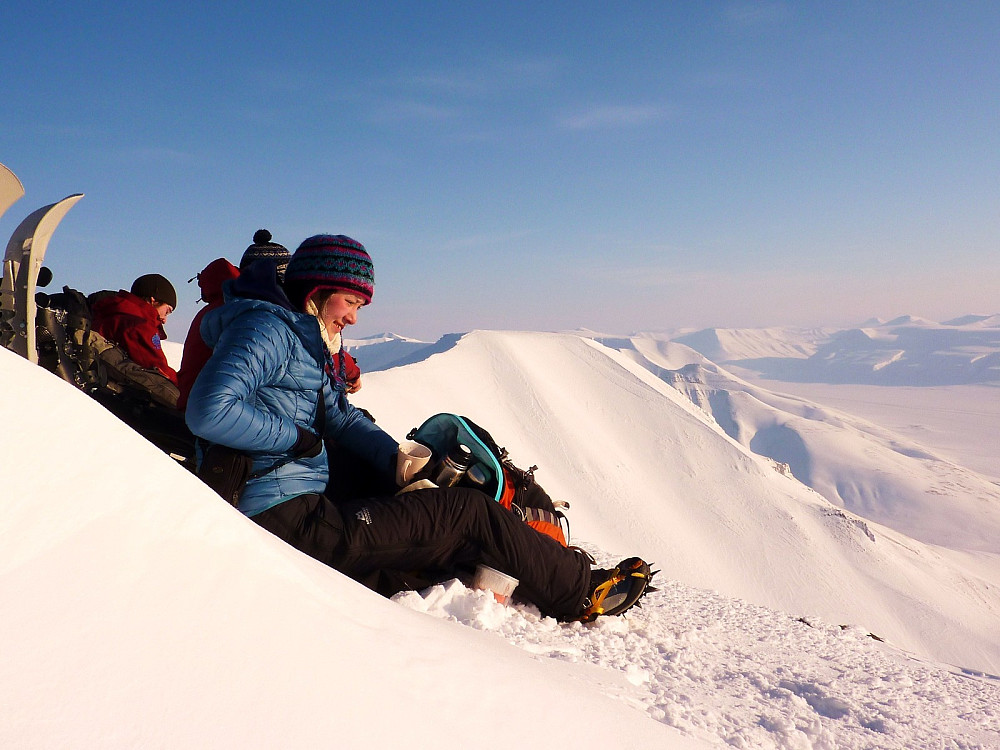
92,290,178,384
336,349,362,390
176,258,240,410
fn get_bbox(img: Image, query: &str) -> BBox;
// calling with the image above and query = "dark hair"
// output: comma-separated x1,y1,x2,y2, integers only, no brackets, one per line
282,279,312,312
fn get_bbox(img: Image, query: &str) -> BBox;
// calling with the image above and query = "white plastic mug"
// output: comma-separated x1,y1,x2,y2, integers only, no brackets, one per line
396,440,432,487
472,564,519,605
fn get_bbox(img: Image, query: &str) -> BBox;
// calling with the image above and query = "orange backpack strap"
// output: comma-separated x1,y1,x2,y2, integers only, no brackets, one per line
498,465,519,510
522,507,568,547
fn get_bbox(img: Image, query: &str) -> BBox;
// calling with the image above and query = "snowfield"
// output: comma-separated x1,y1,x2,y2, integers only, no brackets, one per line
2,318,999,748
400,575,999,748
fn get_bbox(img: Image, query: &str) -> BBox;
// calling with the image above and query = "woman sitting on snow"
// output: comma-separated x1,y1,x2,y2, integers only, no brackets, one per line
178,230,361,412
184,234,653,622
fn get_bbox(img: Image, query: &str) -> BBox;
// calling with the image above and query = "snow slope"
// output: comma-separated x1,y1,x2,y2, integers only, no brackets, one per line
729,379,1000,484
3,331,1000,748
597,336,1000,554
0,346,691,750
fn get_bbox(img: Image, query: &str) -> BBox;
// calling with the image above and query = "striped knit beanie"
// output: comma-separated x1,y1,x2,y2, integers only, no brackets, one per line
284,234,375,307
240,229,291,279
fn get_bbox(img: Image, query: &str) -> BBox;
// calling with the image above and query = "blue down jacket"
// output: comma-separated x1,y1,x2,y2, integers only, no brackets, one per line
185,274,397,517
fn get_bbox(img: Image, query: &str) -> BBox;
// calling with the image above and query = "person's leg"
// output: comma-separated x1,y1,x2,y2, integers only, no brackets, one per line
324,438,397,503
334,487,591,621
253,493,433,593
251,493,345,567
251,490,651,622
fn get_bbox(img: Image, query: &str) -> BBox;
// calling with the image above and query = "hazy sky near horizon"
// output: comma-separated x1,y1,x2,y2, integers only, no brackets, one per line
3,2,998,341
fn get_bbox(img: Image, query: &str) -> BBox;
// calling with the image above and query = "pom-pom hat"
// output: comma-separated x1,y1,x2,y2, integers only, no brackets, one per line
240,229,291,278
284,235,375,307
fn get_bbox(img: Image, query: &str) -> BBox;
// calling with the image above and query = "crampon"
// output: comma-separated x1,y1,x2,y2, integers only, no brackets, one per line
577,556,658,623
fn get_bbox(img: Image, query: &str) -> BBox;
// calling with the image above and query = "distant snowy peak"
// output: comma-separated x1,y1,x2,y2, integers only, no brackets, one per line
565,326,695,340
883,314,936,327
672,327,832,362
942,313,1000,328
345,332,427,348
343,332,448,372
859,314,1000,329
660,318,1000,386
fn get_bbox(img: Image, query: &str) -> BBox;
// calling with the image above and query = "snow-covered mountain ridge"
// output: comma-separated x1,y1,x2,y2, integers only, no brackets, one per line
4,329,1000,748
658,317,1000,385
583,336,1000,554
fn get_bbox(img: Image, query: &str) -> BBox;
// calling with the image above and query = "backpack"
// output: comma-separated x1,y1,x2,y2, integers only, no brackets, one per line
406,413,571,546
32,286,195,467
35,286,181,409
34,286,104,390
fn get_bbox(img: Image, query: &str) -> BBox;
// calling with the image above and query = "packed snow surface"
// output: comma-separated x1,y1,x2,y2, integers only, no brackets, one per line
3,321,1000,748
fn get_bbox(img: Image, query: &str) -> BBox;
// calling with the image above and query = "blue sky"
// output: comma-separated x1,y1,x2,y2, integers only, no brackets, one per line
3,2,998,341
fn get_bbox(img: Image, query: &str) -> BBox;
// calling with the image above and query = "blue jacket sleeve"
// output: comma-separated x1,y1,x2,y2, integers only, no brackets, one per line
185,311,301,454
321,377,399,479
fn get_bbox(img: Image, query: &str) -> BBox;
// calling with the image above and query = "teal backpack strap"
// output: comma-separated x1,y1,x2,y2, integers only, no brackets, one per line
453,415,505,503
407,413,505,502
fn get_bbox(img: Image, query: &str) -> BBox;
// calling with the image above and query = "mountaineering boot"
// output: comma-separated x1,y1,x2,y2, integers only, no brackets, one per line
577,557,656,622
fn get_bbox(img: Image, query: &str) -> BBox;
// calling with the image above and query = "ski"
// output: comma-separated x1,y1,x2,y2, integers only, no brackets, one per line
1,193,84,363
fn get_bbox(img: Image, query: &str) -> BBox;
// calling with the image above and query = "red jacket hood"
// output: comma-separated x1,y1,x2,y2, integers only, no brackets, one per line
197,258,240,304
92,289,168,339
92,290,156,320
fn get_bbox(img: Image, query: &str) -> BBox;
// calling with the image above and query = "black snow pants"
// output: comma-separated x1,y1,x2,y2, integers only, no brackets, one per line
252,487,591,621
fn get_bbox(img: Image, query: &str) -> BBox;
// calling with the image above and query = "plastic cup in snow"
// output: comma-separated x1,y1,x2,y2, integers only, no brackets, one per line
472,564,519,605
396,440,432,487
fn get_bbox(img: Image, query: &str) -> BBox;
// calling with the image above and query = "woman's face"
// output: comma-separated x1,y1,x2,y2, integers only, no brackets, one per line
317,290,366,334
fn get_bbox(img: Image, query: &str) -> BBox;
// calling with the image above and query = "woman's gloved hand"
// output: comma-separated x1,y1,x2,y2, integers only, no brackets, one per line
292,426,323,458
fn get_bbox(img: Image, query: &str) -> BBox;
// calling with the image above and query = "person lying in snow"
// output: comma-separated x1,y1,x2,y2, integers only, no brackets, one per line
184,234,653,622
